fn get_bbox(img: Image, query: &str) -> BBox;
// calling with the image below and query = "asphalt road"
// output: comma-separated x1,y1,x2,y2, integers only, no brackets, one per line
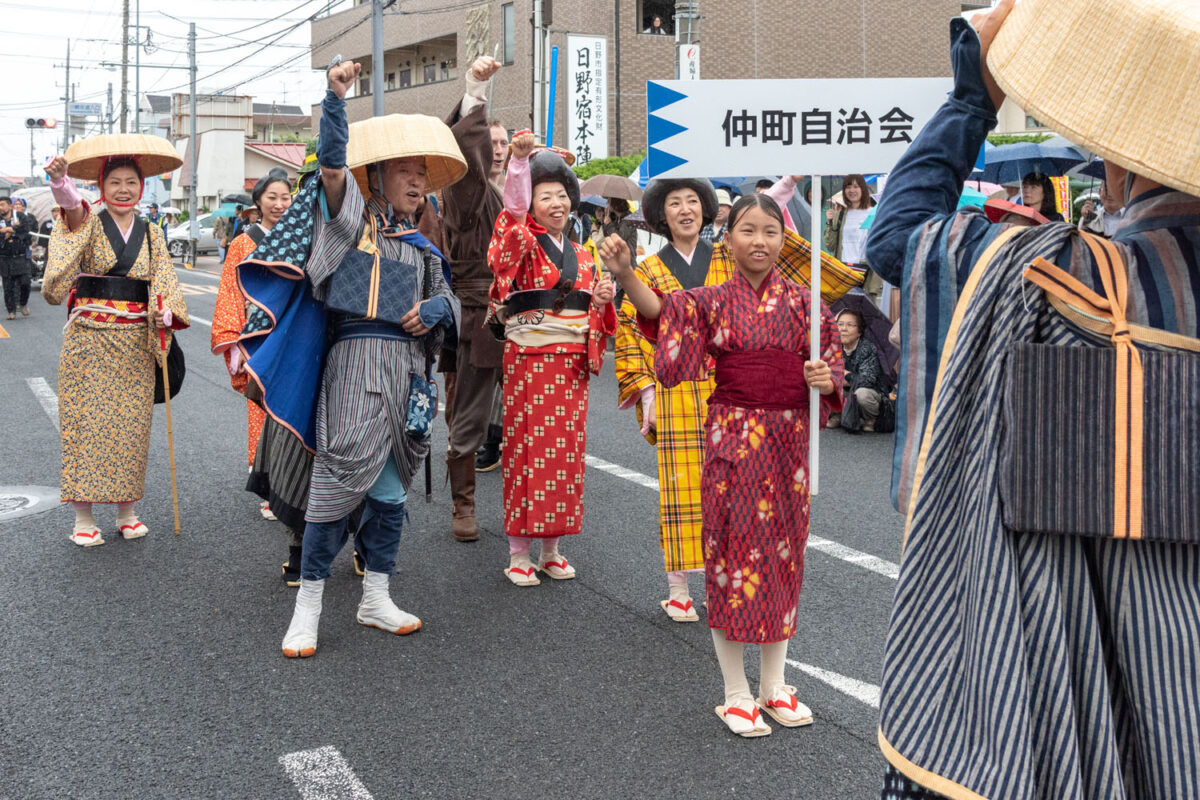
0,262,905,799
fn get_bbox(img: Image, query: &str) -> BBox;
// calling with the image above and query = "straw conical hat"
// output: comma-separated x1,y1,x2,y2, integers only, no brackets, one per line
346,114,467,197
65,133,183,182
987,0,1200,196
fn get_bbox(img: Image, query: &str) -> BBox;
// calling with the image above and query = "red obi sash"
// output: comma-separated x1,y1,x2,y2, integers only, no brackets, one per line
710,349,809,410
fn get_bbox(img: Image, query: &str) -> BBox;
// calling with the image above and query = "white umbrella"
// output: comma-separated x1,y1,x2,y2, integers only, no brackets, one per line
13,185,100,225
157,205,182,214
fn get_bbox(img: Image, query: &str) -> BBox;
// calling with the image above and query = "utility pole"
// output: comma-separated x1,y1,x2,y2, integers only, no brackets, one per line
135,0,141,132
106,83,114,134
188,23,198,267
120,0,130,132
532,0,543,140
61,42,72,151
371,0,384,116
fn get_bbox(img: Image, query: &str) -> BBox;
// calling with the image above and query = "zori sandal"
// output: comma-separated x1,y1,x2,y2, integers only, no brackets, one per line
660,598,700,622
756,685,813,728
120,522,149,540
715,702,772,738
69,529,105,547
538,554,576,580
505,556,541,587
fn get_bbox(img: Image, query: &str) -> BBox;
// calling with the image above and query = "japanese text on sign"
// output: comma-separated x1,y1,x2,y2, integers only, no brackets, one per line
567,35,608,165
646,77,952,178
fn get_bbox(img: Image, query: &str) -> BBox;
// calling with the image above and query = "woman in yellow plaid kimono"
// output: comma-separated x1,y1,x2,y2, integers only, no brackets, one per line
615,178,859,621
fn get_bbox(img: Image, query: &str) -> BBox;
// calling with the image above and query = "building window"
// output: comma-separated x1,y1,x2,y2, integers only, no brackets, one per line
638,0,674,35
440,61,450,81
399,69,412,89
1025,115,1044,129
502,3,515,64
424,64,437,83
387,72,396,90
359,77,371,95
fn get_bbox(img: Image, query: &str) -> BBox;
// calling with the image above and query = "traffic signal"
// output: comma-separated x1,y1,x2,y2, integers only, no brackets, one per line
25,118,57,129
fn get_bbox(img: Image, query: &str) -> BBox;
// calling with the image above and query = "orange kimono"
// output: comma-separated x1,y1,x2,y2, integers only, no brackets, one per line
211,229,265,465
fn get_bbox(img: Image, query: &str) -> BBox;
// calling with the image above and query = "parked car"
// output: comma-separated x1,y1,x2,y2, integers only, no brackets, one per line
166,213,220,258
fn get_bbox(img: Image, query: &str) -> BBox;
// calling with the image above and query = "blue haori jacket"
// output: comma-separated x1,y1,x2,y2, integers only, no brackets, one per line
236,176,452,451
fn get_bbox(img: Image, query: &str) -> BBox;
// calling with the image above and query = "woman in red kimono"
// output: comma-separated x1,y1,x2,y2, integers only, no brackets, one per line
601,193,843,739
486,132,616,586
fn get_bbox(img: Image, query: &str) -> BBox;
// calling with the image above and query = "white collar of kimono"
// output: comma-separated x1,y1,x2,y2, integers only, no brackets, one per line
672,244,696,265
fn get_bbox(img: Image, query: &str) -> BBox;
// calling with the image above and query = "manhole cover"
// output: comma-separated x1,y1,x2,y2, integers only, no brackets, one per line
0,486,63,522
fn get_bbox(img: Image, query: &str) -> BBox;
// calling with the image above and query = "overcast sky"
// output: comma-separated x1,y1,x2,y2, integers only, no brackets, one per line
0,0,355,177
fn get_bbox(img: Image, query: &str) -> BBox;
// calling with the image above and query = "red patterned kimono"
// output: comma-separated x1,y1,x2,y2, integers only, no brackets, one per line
487,210,617,538
644,269,843,642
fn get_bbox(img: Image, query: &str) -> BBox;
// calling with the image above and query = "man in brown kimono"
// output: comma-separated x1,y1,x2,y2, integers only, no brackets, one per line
439,55,509,542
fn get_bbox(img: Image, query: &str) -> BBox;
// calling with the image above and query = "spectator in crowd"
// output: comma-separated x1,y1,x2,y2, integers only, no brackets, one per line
824,174,881,302
213,212,232,261
699,188,733,243
1020,171,1064,221
829,308,889,432
600,197,638,259
0,193,33,319
1078,173,1124,237
644,15,668,34
145,202,169,231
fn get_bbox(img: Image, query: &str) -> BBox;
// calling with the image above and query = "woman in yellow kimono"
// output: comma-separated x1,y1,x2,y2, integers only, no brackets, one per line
616,178,861,620
41,135,188,547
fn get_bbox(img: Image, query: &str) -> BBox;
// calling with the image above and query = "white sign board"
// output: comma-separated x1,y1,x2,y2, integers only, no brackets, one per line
567,35,608,165
646,77,952,178
679,45,700,81
69,102,103,117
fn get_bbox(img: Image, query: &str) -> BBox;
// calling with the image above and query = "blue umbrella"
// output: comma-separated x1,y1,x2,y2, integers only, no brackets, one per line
1071,158,1107,181
709,177,744,193
859,186,988,230
981,138,1088,183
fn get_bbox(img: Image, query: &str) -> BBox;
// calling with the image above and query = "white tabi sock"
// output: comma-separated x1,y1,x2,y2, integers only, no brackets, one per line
711,628,753,707
759,639,789,699
72,502,96,533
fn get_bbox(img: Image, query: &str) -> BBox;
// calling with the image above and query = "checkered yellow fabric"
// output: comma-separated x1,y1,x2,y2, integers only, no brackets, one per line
615,252,712,571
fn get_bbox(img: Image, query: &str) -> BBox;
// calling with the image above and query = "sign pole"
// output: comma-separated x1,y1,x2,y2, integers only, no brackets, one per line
545,45,558,147
809,175,822,497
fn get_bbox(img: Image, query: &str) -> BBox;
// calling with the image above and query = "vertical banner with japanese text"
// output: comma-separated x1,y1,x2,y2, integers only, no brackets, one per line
646,78,953,178
679,44,700,81
567,35,608,165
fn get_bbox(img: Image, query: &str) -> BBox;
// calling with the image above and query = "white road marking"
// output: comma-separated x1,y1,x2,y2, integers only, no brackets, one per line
279,746,374,800
584,452,892,708
583,454,661,490
806,535,900,580
189,314,211,327
583,455,899,579
787,659,882,709
26,377,59,430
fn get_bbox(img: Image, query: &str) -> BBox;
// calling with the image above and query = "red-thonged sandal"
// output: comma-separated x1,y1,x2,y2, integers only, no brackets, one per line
538,554,576,580
120,522,149,540
715,702,772,738
659,598,700,622
69,529,105,548
756,685,813,728
505,555,541,587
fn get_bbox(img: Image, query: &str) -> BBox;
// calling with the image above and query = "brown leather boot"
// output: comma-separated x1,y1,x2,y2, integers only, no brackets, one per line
448,453,479,542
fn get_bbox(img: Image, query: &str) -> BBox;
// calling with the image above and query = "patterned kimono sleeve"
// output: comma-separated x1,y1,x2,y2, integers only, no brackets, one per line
486,209,537,314
147,224,189,343
212,232,257,354
41,208,101,305
305,169,367,292
652,285,720,390
776,228,864,304
615,286,657,408
811,296,845,425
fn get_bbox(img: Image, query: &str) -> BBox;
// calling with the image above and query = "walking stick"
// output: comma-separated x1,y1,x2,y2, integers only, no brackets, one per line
157,294,181,535
425,452,432,503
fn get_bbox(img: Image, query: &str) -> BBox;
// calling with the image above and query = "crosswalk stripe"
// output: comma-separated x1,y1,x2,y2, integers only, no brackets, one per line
279,746,374,800
26,377,59,430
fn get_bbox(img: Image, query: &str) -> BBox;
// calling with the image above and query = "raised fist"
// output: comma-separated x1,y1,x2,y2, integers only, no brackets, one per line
597,233,633,278
470,55,501,83
45,155,68,182
509,131,536,161
327,60,362,99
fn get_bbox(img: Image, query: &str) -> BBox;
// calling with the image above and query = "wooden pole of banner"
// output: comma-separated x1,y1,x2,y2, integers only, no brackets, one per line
809,175,822,497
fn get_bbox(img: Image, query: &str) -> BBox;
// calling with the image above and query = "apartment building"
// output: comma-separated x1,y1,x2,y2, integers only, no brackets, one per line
310,1,965,160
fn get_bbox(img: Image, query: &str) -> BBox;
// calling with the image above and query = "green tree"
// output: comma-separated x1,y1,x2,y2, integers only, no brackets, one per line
573,151,646,182
987,133,1053,146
